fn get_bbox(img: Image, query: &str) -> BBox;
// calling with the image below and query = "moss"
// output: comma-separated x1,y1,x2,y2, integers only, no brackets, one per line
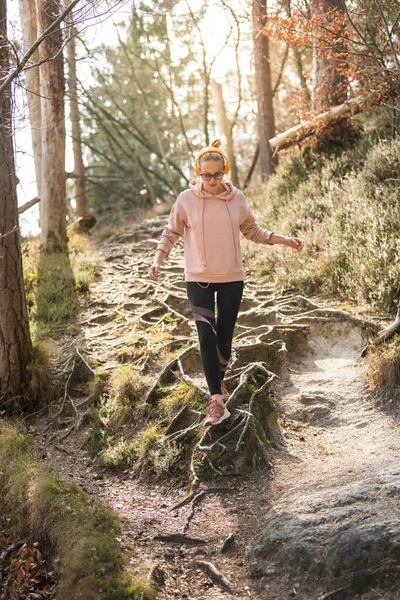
158,383,208,418
134,423,162,463
0,422,145,599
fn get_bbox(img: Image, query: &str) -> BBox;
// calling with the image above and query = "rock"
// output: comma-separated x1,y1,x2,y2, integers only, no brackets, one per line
289,404,333,425
248,471,400,596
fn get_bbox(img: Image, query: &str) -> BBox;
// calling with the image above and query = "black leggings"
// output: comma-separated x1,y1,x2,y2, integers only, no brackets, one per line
186,281,244,396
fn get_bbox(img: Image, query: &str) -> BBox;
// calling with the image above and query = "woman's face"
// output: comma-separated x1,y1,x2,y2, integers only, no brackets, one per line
199,159,225,194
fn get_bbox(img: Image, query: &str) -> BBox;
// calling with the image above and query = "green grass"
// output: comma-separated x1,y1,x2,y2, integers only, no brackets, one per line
0,421,154,600
23,232,101,330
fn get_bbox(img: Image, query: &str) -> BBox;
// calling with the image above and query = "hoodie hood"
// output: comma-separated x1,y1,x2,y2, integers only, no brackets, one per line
189,179,239,269
189,179,237,201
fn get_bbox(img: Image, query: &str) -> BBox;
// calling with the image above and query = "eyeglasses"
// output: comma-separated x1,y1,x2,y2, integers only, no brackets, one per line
200,171,224,181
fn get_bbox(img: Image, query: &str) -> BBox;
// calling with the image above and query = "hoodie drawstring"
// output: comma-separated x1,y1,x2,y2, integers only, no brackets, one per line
196,180,210,288
226,200,239,265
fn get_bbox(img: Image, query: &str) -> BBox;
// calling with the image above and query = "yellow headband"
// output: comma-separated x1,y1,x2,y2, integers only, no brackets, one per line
195,147,230,175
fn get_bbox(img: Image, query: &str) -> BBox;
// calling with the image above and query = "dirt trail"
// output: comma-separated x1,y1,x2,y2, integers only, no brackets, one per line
30,216,399,599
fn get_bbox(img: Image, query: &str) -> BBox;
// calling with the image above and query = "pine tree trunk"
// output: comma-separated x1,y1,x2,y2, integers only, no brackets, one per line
67,25,87,218
18,0,42,208
211,81,239,187
0,0,32,401
38,0,67,252
252,0,276,182
311,0,348,112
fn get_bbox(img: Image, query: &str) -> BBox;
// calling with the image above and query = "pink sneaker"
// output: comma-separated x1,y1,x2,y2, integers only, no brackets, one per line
220,380,230,402
204,397,230,426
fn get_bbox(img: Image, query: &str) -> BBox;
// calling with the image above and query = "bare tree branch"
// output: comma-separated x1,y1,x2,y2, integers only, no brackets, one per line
0,0,81,96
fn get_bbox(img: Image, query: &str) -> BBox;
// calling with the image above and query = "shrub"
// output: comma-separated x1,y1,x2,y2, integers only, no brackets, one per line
247,136,400,313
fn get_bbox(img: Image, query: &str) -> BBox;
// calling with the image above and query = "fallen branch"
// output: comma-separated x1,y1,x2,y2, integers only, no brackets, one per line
269,97,362,153
196,560,235,595
319,587,350,600
57,360,78,418
67,215,97,234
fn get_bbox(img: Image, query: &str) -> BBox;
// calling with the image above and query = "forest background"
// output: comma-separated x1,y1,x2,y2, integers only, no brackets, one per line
0,0,399,596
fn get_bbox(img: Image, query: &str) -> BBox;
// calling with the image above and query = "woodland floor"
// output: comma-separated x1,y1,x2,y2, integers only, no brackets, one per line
21,215,400,599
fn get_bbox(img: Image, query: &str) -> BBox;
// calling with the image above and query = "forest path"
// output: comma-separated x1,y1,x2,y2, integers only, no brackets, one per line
31,216,399,600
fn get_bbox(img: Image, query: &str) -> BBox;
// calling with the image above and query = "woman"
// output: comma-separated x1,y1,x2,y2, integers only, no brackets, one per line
148,140,304,426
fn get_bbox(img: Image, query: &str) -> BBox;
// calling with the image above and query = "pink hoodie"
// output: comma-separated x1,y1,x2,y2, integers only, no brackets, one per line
156,180,273,283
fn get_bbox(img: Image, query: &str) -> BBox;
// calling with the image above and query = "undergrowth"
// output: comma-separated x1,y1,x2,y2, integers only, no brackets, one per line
23,231,101,335
365,335,400,405
0,422,155,600
246,133,400,314
22,232,101,402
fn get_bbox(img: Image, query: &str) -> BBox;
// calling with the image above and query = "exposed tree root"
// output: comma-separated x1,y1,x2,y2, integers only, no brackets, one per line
220,533,235,553
361,306,400,356
163,362,278,532
153,533,208,545
144,563,165,596
154,297,189,323
196,560,235,595
145,345,197,404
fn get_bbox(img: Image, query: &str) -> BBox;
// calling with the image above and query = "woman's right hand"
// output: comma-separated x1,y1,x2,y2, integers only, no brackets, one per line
148,263,160,281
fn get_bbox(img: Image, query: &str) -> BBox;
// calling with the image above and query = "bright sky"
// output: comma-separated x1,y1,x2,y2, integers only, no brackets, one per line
8,0,252,236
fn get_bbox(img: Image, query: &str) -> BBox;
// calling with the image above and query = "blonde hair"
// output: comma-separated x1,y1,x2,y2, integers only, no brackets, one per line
199,139,225,168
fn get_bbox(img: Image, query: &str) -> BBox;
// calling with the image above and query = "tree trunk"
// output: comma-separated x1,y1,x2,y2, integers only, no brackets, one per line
252,0,276,181
310,0,348,112
211,81,239,187
293,46,311,105
38,0,67,252
17,0,42,214
66,25,87,218
0,0,32,401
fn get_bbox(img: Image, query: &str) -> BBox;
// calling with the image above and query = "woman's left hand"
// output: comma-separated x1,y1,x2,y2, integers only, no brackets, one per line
285,237,305,252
